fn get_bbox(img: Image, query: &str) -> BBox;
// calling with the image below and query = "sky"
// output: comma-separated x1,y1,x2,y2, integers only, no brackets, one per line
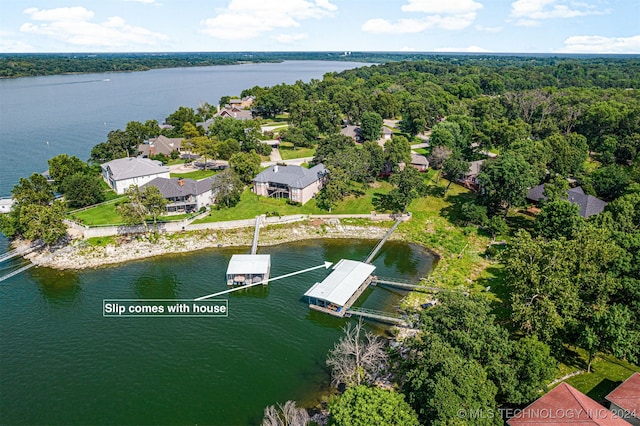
0,0,638,54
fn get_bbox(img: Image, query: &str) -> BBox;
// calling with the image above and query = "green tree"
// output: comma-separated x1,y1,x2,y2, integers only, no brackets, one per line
534,200,584,240
165,106,197,134
0,173,56,239
403,335,500,426
428,145,452,182
362,141,385,179
229,151,261,185
61,173,105,208
442,152,469,194
388,166,426,212
116,185,167,237
399,101,428,136
193,136,217,168
542,174,569,202
211,169,243,208
360,111,383,142
478,153,537,217
510,336,557,403
461,203,488,226
383,135,411,173
18,201,67,245
47,154,88,186
316,168,349,212
328,386,419,426
500,230,580,343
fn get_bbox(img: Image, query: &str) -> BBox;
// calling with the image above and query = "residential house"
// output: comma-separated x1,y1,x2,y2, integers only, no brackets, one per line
0,198,14,214
606,372,640,425
215,106,253,120
101,157,170,194
340,125,363,142
527,184,608,218
458,160,484,190
260,139,281,149
382,126,394,141
140,176,218,214
138,135,183,158
229,95,256,108
508,382,627,425
409,153,429,172
253,164,327,205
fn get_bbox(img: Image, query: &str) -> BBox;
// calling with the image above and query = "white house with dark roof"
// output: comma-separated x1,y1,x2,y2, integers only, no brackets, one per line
253,164,327,205
527,184,608,218
140,176,218,214
101,157,170,194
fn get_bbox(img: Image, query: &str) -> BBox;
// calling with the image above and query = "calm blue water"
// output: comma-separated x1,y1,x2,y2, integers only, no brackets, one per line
0,61,366,196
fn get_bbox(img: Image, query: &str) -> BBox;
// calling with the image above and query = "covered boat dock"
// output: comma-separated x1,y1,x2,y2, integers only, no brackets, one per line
304,259,376,317
226,254,271,286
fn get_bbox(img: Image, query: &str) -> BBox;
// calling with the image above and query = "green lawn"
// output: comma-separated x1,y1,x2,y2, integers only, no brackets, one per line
278,142,316,160
193,181,394,223
71,199,127,225
169,169,218,180
559,347,640,401
412,147,429,156
71,201,196,226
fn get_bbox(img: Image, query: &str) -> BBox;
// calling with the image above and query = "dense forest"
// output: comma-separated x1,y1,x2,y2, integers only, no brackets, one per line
2,55,639,424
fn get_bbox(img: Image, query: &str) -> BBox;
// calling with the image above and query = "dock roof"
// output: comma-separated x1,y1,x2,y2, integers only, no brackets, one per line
304,259,376,307
226,254,271,275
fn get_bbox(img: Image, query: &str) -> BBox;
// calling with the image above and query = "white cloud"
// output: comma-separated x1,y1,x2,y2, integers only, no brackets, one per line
201,0,337,39
400,46,417,51
273,33,308,43
510,0,609,26
475,24,503,33
0,32,34,52
401,0,483,14
19,7,168,49
361,18,432,34
433,45,491,52
123,0,158,4
555,34,640,53
362,0,482,34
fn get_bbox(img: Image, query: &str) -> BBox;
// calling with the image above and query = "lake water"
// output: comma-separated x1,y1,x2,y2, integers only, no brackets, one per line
0,239,435,425
0,60,368,196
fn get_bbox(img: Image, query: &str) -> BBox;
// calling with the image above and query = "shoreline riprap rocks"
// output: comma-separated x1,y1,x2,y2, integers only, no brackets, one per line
24,220,397,270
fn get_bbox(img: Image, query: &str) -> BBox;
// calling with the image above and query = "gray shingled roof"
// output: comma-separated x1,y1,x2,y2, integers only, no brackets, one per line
527,184,607,218
465,160,484,177
101,157,169,181
253,164,327,189
138,135,182,157
411,153,429,166
140,176,218,198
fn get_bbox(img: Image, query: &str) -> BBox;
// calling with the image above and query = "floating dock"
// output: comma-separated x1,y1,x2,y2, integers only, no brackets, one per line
304,259,376,316
226,254,271,286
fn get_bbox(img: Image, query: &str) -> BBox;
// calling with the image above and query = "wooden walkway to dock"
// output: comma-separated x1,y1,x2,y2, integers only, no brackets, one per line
0,243,41,264
250,215,262,255
373,277,455,293
0,263,36,283
345,306,407,326
364,219,401,264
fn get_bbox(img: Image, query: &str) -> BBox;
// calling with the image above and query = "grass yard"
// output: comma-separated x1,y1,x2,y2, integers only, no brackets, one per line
556,346,640,401
278,142,316,160
71,199,127,225
193,181,395,223
412,147,429,156
169,169,218,180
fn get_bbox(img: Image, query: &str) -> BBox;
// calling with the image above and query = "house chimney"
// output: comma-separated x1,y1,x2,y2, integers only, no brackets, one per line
273,165,279,173
178,177,184,186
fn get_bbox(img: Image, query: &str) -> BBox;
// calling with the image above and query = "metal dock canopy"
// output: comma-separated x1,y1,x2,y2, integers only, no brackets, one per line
226,254,271,285
304,259,376,310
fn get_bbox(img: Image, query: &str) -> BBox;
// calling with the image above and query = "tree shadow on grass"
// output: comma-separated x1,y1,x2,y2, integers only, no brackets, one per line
506,212,535,235
559,347,588,371
586,378,618,403
372,192,397,213
440,192,479,226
